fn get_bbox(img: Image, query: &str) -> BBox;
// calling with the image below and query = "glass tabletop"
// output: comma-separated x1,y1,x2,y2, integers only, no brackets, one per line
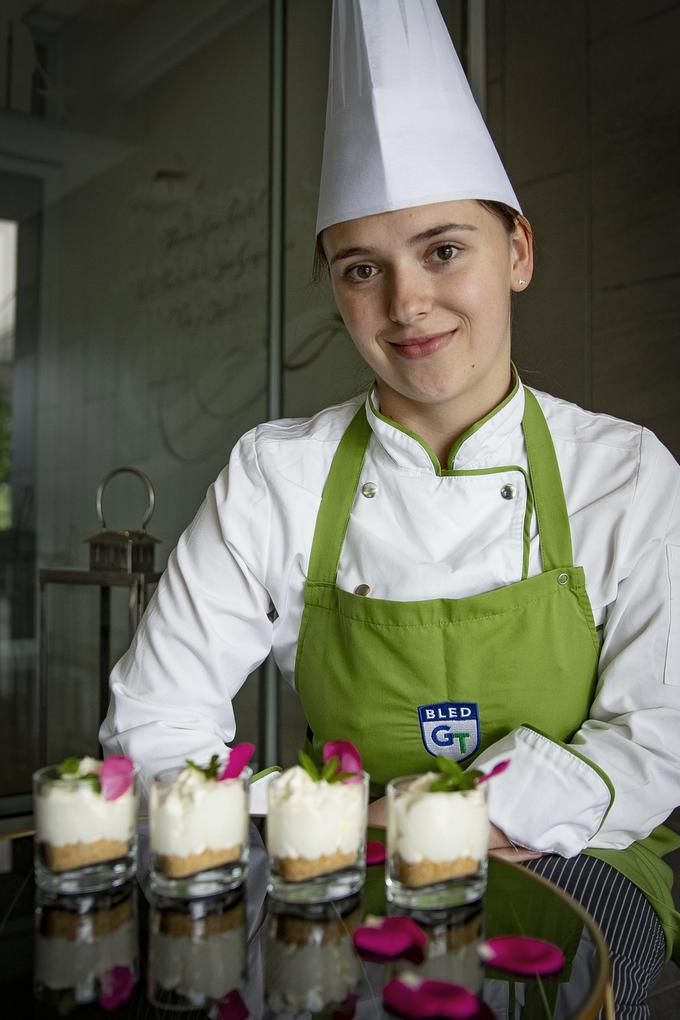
0,825,610,1019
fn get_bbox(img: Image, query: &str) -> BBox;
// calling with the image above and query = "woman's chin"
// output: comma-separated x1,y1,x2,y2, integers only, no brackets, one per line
379,374,471,410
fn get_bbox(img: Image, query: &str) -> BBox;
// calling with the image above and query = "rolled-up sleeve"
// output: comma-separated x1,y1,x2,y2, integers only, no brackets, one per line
475,428,680,856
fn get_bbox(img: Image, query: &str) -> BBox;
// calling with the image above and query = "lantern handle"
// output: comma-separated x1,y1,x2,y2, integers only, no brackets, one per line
96,466,155,531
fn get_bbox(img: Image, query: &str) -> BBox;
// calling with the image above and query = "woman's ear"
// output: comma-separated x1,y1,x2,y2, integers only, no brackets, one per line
510,216,534,293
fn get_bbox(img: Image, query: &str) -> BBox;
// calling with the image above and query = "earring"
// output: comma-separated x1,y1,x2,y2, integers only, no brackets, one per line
518,278,528,286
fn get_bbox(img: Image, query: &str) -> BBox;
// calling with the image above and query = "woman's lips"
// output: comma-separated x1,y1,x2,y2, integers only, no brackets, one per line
389,330,456,360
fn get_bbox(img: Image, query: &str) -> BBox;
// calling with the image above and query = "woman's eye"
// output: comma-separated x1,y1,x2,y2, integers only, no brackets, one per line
346,264,377,282
430,244,458,263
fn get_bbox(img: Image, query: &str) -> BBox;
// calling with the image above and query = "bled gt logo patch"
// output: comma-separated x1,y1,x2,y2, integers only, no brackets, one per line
418,702,480,763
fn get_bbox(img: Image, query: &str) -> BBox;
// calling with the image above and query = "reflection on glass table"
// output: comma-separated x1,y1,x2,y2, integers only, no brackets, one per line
265,896,363,1016
149,889,247,1010
33,882,138,1012
0,827,611,1019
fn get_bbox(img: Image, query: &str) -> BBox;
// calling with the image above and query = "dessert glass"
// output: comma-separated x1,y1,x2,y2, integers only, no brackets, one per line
266,767,369,903
33,761,139,894
149,765,251,898
148,889,246,1011
386,774,489,909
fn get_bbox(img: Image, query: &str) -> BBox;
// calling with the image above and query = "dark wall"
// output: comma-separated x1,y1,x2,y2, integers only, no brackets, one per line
486,0,680,457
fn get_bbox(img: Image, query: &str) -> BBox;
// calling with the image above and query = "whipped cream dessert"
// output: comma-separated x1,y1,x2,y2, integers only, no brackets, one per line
35,757,137,872
267,766,366,881
150,900,245,1001
150,764,248,879
266,913,360,1013
35,895,136,1000
389,773,488,887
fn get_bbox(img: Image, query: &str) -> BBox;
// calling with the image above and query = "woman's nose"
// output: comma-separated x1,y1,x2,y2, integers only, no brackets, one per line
387,269,432,325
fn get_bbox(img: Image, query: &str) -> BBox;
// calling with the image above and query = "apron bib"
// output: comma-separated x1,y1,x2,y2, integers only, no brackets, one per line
294,388,679,961
296,390,599,781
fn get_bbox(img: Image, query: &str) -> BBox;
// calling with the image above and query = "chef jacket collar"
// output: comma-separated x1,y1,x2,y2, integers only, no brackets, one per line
365,367,525,474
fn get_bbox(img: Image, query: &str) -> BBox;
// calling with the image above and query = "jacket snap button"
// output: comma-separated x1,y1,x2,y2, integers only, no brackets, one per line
500,484,515,500
354,583,371,596
557,572,569,586
361,482,378,498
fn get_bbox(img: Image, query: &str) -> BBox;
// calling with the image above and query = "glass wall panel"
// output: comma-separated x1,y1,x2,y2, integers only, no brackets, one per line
0,0,272,807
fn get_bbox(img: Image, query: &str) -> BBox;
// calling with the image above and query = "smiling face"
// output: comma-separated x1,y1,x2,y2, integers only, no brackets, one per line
322,199,533,431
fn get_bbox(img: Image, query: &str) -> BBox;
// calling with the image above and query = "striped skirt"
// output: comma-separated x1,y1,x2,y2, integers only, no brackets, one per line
524,854,667,1019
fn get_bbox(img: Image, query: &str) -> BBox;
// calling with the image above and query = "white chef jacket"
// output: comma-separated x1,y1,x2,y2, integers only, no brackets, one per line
100,379,680,856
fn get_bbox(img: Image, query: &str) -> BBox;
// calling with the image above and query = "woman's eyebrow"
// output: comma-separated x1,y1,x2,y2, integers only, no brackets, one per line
329,246,372,266
409,222,477,244
329,223,477,265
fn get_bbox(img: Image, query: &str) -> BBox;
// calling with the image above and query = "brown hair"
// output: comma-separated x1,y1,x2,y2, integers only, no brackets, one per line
312,234,330,283
477,200,520,235
312,200,528,282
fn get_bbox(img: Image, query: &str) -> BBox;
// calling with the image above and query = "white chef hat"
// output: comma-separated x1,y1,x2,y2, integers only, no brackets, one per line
316,0,521,235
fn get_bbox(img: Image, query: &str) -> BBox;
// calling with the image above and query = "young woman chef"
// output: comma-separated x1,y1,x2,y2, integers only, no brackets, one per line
101,0,680,1010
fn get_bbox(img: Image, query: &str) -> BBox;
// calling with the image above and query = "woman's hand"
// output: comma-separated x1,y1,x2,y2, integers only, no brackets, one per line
367,796,388,828
488,822,544,862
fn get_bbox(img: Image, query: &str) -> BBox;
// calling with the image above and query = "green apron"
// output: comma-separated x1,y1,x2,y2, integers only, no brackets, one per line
294,388,680,963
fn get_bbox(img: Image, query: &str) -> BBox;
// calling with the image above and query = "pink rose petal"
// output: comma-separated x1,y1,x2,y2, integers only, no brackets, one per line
219,743,255,780
100,757,135,802
353,916,427,958
99,965,135,1010
475,759,511,785
367,839,386,866
217,988,249,1020
479,935,565,975
323,740,362,781
384,975,481,1020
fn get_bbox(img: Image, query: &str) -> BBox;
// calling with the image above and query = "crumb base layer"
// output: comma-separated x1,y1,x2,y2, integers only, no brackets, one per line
156,844,240,879
398,854,480,887
277,849,357,881
43,839,129,872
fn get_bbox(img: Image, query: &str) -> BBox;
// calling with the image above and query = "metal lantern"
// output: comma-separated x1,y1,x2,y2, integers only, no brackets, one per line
39,467,163,766
85,467,160,573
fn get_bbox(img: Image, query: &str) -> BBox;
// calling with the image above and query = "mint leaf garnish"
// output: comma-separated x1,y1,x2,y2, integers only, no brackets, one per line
57,758,102,793
186,754,221,780
58,756,80,776
80,773,102,795
298,750,359,784
429,757,482,793
321,755,339,781
298,750,320,781
333,771,357,783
